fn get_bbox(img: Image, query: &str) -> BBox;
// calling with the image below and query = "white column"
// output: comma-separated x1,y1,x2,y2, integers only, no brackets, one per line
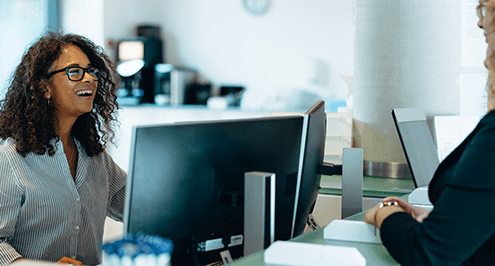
353,0,462,163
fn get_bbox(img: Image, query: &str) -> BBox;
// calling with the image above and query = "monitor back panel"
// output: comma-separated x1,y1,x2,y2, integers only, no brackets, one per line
392,108,439,188
292,100,326,238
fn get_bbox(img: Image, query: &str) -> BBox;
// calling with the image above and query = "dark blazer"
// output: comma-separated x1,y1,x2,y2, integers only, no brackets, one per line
380,110,495,266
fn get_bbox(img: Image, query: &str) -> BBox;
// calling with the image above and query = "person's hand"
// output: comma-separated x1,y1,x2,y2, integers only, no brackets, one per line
364,202,404,228
365,197,431,229
383,196,431,223
11,258,25,264
56,257,83,265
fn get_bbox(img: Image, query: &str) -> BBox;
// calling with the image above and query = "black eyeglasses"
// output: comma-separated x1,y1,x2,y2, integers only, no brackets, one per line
46,66,101,82
477,1,487,20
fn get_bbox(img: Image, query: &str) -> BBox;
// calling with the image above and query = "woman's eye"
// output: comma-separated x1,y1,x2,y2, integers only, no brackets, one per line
69,69,82,75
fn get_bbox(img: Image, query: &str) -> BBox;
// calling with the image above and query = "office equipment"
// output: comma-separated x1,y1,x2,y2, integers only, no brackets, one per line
123,113,306,265
264,241,366,266
291,100,327,238
154,64,198,105
324,220,381,244
116,34,163,104
341,148,364,218
116,60,146,105
392,108,439,206
243,172,276,256
392,108,439,189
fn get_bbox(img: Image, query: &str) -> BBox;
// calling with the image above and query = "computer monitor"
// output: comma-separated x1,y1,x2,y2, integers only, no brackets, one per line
291,100,326,238
123,116,303,264
392,108,440,188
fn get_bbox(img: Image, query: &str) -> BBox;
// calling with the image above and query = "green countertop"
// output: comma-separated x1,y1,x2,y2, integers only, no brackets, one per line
228,207,399,266
227,175,414,265
319,175,415,198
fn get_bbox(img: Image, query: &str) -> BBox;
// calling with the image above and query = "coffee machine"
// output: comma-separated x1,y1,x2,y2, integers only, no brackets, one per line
116,25,163,104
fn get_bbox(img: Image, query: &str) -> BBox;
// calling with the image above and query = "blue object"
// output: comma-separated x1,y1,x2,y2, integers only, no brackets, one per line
328,99,346,112
102,234,173,258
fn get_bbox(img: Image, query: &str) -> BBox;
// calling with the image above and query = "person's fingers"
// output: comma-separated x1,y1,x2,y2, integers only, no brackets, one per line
56,256,83,265
414,208,431,223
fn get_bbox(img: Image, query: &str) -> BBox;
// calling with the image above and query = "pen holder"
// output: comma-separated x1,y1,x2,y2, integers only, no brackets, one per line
102,234,173,266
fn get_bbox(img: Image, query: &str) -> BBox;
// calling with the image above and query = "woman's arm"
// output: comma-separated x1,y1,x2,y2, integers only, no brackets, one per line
0,153,24,265
365,197,430,228
377,141,495,265
103,151,127,221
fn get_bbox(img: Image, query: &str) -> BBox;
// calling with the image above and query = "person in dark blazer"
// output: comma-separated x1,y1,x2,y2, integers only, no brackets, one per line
364,1,495,265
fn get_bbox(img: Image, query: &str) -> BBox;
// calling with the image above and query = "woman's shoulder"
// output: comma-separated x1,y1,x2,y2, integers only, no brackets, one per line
471,111,495,146
0,139,24,169
0,138,19,155
479,109,495,125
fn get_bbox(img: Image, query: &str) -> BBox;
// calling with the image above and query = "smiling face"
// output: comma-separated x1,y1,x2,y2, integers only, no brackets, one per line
47,44,98,121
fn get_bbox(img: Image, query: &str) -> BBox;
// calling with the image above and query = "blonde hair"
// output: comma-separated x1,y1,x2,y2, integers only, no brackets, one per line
478,0,495,111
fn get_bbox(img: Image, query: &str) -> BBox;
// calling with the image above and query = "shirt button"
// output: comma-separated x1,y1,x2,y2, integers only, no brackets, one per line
76,198,80,201
75,226,80,230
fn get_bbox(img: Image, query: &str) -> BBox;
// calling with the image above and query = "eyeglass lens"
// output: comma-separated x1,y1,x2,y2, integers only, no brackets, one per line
478,1,487,19
67,67,100,81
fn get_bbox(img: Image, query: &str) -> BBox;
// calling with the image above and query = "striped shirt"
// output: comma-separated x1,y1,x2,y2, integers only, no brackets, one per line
0,138,126,265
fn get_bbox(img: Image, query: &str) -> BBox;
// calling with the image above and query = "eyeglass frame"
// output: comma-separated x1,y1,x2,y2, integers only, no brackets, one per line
477,1,488,20
45,66,101,82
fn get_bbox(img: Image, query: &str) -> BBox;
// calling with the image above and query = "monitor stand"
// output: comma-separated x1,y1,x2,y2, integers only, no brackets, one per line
244,171,276,257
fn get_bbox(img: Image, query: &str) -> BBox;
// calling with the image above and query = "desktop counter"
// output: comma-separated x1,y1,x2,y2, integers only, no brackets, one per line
223,175,413,265
227,210,400,266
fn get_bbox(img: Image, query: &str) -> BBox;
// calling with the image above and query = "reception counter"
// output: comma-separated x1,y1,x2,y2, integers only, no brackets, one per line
228,210,401,266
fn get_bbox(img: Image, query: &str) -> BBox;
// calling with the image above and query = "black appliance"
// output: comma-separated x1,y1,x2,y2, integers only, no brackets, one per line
116,25,164,104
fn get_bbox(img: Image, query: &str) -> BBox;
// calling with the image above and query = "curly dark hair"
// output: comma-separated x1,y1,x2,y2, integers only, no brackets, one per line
0,31,120,157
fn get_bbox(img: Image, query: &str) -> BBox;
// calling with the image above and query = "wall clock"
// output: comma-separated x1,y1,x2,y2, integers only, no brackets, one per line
243,0,271,15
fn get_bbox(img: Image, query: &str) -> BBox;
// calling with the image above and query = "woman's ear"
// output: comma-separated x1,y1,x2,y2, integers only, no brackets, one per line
44,86,52,102
41,78,52,100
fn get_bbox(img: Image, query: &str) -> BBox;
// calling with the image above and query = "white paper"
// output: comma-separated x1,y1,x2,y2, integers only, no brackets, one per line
434,115,481,161
460,73,488,116
264,241,366,266
462,0,487,67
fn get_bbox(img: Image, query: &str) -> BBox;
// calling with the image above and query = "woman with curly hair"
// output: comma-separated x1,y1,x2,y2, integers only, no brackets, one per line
364,1,495,265
0,31,126,265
